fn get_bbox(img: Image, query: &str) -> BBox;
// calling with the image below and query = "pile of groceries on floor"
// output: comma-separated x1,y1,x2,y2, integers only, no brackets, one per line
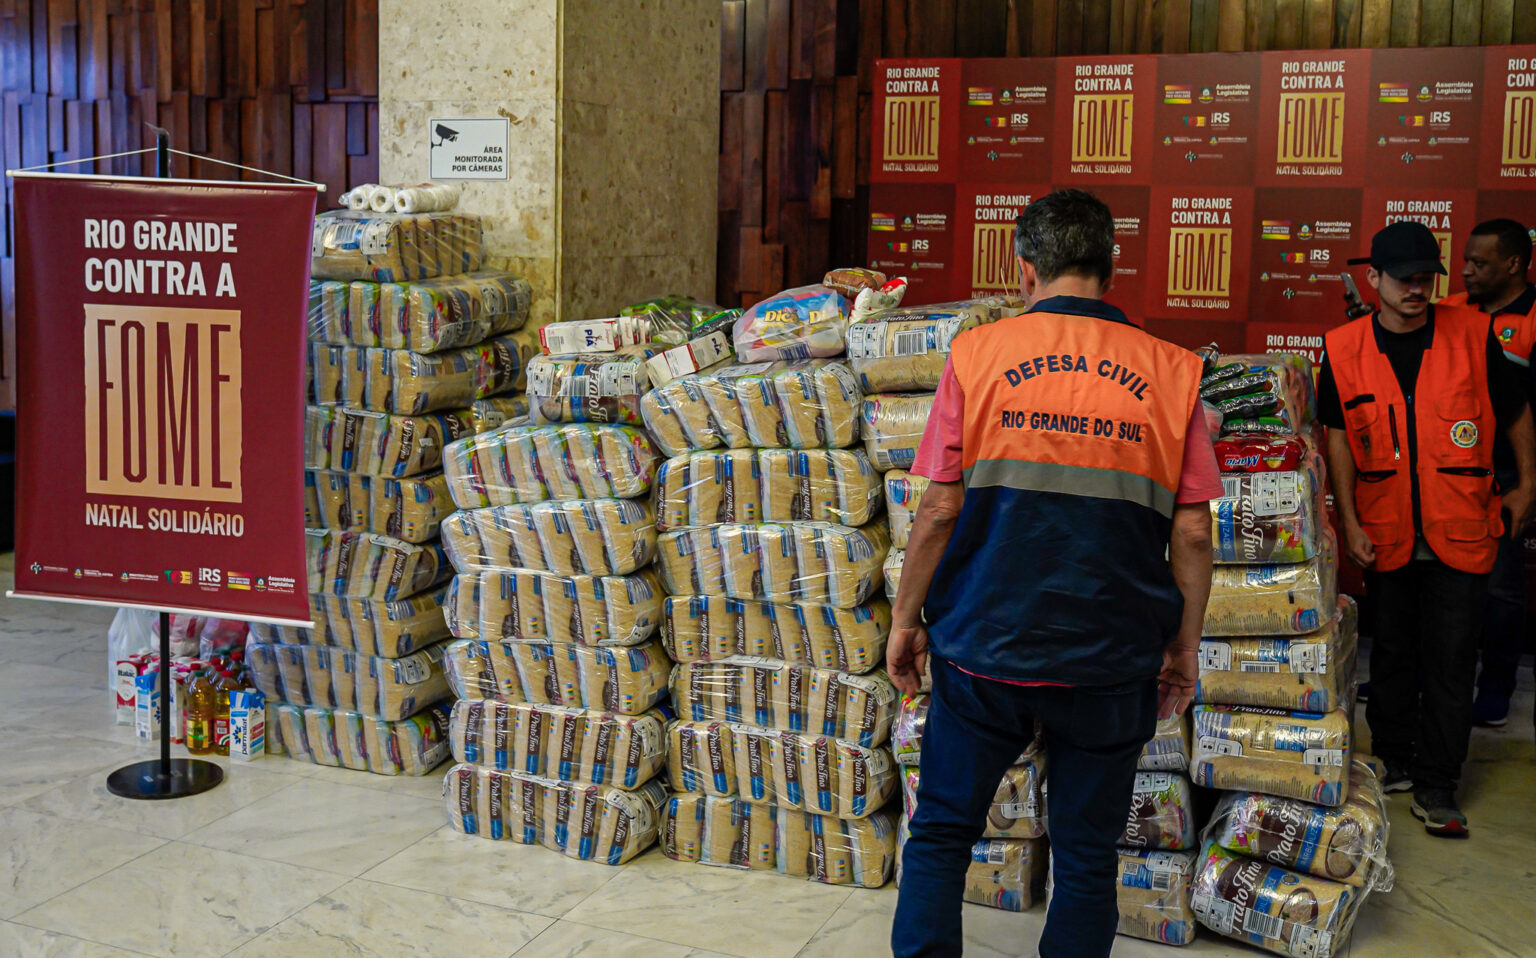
99,186,1393,951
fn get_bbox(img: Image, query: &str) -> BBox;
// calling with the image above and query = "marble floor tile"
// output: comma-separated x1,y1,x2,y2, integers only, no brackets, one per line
15,841,347,958
0,921,151,958
1380,793,1536,898
290,757,451,800
224,878,551,958
21,762,299,840
0,806,165,919
1343,881,1525,957
361,828,619,918
0,728,143,807
180,778,444,876
513,920,738,958
563,849,852,958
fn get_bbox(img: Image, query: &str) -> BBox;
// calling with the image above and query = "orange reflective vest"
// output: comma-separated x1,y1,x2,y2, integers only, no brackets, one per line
922,295,1203,686
1440,290,1536,366
1325,307,1502,574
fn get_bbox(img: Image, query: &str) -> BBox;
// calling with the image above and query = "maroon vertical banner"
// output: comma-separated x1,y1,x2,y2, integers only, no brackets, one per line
1052,55,1157,185
952,184,1051,300
866,182,958,305
1479,48,1536,187
958,60,1057,181
1255,50,1370,188
870,59,962,183
1359,187,1480,302
9,175,317,623
1150,53,1263,185
1365,47,1485,188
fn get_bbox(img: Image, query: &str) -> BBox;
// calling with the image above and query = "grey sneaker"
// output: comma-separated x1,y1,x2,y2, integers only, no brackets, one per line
1381,761,1413,793
1411,789,1469,837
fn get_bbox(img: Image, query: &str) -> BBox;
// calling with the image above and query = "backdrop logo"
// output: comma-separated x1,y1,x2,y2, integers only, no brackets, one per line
1167,228,1233,299
1072,94,1134,163
883,96,940,162
82,305,243,503
1502,91,1536,166
1277,92,1345,165
971,224,1020,291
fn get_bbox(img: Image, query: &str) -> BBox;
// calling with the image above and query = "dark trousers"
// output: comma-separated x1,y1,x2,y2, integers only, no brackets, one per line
892,658,1157,958
1365,557,1489,792
1478,530,1528,706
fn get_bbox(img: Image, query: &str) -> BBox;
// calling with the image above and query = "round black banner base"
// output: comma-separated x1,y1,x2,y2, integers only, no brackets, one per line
106,759,224,800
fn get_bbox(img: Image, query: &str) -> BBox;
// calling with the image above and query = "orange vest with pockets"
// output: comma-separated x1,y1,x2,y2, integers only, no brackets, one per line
1440,290,1536,366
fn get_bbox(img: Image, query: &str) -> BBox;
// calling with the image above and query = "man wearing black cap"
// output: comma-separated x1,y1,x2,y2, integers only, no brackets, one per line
1320,220,1536,837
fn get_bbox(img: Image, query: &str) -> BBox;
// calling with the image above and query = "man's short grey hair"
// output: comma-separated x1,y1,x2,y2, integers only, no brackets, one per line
1013,189,1116,283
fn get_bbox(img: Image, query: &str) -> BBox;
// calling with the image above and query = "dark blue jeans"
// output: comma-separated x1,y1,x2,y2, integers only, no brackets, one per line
892,658,1158,958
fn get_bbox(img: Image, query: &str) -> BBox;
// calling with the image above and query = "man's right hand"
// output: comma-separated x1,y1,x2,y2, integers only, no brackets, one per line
887,624,930,696
1156,644,1198,719
1343,519,1376,569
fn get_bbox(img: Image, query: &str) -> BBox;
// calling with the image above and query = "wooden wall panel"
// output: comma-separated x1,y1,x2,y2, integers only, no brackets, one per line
0,0,380,411
716,0,1517,308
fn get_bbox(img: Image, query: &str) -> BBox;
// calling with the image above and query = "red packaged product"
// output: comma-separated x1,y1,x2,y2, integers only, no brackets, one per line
1213,435,1311,474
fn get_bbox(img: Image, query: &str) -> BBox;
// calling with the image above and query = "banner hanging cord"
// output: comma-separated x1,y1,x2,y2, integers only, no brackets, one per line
8,147,323,191
8,148,156,173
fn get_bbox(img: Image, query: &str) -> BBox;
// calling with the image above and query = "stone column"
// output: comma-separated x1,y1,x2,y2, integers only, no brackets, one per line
379,0,720,328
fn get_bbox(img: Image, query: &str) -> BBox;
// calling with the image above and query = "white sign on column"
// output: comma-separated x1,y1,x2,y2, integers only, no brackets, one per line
428,118,510,180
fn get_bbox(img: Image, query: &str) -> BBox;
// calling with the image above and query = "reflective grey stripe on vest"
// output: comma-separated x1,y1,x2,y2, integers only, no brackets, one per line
962,459,1178,518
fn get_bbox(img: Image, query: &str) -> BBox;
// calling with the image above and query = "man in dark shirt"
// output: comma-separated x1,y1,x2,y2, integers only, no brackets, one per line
1320,221,1536,836
1445,219,1535,729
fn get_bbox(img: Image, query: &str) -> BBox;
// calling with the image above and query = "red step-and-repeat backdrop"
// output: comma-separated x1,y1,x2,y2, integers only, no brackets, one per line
869,45,1536,363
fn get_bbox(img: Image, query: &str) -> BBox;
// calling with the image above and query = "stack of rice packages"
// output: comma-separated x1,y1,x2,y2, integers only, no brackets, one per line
1189,352,1393,956
245,188,533,777
641,270,904,887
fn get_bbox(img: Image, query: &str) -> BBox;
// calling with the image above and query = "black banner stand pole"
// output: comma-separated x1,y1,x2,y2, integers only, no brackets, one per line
105,129,225,800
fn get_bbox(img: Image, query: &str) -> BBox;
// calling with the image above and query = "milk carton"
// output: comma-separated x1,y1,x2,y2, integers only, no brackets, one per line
134,670,161,740
229,689,267,761
114,658,139,725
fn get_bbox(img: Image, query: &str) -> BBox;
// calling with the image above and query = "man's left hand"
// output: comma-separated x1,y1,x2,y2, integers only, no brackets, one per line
887,624,930,695
1505,486,1536,539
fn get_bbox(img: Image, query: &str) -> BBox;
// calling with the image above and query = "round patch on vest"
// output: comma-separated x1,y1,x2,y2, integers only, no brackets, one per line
1450,421,1479,448
1499,325,1517,345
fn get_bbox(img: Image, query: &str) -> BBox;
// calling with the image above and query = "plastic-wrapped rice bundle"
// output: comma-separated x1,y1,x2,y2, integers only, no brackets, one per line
272,702,451,775
371,272,530,352
305,470,455,543
445,569,663,646
1191,841,1363,958
443,423,661,510
768,360,862,448
846,297,1018,393
668,721,897,818
660,595,890,674
732,285,852,363
1206,760,1392,889
1204,532,1337,637
670,659,898,748
311,210,485,283
657,522,890,609
653,449,883,531
304,529,451,601
884,548,904,602
527,348,654,426
253,587,451,659
1192,705,1351,806
370,334,528,415
1198,597,1357,712
862,393,935,472
245,639,450,721
661,793,896,887
445,764,668,864
1121,772,1198,850
441,500,656,577
896,822,1049,912
468,395,530,433
902,749,1047,840
1117,848,1199,945
442,638,672,715
1139,714,1193,772
640,360,739,457
308,280,351,344
885,471,928,549
449,699,667,788
304,406,476,478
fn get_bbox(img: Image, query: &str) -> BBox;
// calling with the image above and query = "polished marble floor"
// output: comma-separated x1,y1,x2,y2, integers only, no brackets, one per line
1,560,1533,957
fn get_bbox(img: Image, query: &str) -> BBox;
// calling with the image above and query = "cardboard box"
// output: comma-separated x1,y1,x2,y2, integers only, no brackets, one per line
229,689,267,761
114,660,138,725
646,331,732,388
134,671,161,741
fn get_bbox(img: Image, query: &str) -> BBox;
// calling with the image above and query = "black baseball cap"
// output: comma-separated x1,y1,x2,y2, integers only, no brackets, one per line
1346,221,1447,279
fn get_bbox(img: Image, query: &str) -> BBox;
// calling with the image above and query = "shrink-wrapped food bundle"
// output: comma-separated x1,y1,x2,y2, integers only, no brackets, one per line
305,470,455,543
846,296,1021,393
526,348,654,426
441,500,657,577
732,285,852,362
658,522,889,609
1116,848,1199,946
902,745,1047,840
442,423,661,509
537,317,651,356
1210,437,1326,564
884,548,905,602
639,360,739,457
1200,353,1315,436
885,471,929,549
1204,532,1338,637
660,595,890,674
1206,760,1393,889
442,638,672,715
467,395,531,433
245,639,450,721
653,449,883,531
449,699,667,788
252,587,450,659
305,406,476,477
444,764,667,864
1120,772,1197,851
1192,705,1350,806
445,569,662,646
670,660,897,747
304,529,451,601
619,294,738,347
861,393,936,472
1197,597,1358,712
895,823,1049,912
1191,841,1363,958
311,210,485,283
